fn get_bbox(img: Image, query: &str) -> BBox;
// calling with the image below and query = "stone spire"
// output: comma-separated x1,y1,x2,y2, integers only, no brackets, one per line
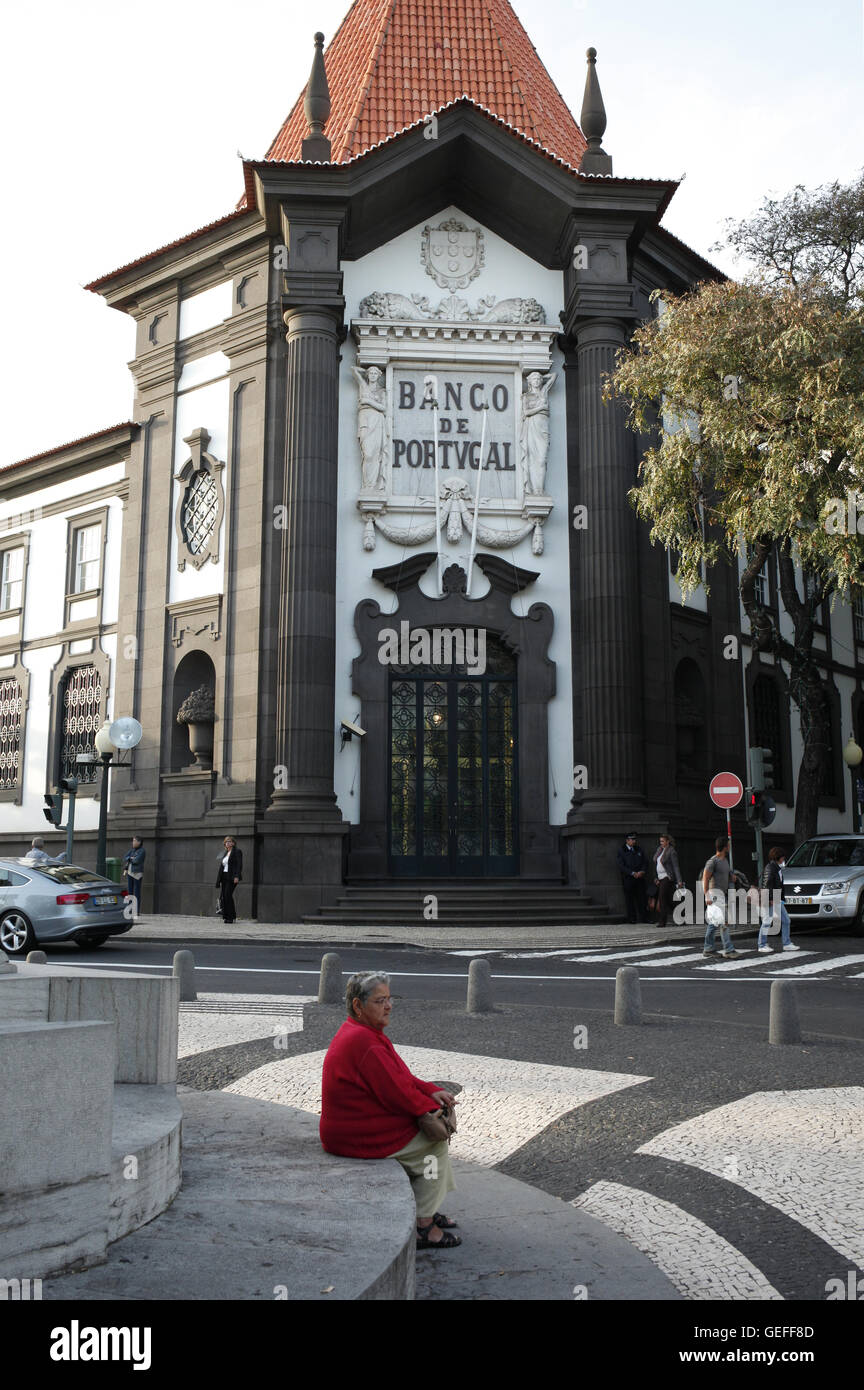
301,32,332,161
578,47,612,175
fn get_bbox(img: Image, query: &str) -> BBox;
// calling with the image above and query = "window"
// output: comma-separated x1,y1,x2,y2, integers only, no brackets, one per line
0,548,24,611
73,524,101,594
753,674,784,791
58,665,102,785
854,590,864,644
0,676,23,790
753,558,770,608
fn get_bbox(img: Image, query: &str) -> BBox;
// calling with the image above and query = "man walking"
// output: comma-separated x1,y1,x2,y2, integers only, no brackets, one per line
617,833,649,923
702,837,739,959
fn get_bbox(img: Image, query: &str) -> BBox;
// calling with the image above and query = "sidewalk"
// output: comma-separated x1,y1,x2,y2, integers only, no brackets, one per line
129,913,757,952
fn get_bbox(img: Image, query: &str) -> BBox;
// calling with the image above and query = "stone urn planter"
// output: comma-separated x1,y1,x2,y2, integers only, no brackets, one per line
176,686,216,771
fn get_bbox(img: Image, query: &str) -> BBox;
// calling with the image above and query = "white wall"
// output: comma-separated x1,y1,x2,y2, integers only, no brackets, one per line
167,353,230,605
0,466,125,836
336,206,572,823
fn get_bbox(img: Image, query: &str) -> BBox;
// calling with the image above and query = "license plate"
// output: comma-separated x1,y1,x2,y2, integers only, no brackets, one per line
94,894,118,906
791,896,813,905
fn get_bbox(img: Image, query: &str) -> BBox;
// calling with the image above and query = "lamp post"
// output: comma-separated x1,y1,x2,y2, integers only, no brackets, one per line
94,721,116,877
842,735,863,834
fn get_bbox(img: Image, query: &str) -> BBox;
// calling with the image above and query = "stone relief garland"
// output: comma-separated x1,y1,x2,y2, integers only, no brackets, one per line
358,290,547,324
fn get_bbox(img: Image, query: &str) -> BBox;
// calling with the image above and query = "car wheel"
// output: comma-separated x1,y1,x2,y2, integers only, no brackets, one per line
0,910,36,957
75,935,109,949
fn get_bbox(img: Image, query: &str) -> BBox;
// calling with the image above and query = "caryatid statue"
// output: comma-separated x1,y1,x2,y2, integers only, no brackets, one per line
353,365,389,492
520,371,556,495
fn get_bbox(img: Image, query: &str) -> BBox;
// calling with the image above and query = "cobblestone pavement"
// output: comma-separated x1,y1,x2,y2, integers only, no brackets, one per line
176,995,864,1301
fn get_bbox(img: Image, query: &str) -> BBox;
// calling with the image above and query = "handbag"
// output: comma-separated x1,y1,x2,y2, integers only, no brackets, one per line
417,1103,457,1143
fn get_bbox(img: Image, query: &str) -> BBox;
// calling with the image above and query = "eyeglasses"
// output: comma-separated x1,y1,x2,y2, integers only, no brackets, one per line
367,996,392,1005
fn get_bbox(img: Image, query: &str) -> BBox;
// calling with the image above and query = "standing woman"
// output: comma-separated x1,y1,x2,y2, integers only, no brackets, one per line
652,833,684,927
122,836,146,916
216,836,242,924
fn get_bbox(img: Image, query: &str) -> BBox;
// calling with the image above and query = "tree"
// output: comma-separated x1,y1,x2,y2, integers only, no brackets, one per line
607,173,864,843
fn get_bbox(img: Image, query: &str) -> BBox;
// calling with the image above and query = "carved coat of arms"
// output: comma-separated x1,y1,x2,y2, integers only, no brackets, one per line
421,218,485,291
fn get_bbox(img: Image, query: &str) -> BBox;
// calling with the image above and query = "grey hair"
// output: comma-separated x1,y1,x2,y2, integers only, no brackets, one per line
31,836,44,848
346,971,390,1016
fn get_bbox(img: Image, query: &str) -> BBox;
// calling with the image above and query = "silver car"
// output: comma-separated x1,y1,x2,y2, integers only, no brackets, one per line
782,835,864,935
0,859,134,957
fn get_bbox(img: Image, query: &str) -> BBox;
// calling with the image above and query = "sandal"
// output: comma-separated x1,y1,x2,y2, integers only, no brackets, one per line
431,1212,459,1229
416,1225,461,1249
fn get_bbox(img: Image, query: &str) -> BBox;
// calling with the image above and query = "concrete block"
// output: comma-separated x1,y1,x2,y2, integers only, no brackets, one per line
46,971,179,1085
0,1019,115,1278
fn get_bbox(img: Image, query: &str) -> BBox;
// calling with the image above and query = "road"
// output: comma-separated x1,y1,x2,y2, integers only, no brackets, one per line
59,928,864,1040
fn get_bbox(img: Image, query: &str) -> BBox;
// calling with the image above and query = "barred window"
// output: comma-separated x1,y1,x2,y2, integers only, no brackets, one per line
1,548,24,611
59,666,102,784
73,524,101,593
752,675,784,790
181,469,219,557
0,677,23,790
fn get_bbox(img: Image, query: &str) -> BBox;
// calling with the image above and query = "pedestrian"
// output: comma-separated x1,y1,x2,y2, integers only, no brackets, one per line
320,972,461,1249
24,836,53,864
216,836,242,924
617,833,649,923
652,833,684,926
702,836,739,959
122,836,146,915
757,847,800,954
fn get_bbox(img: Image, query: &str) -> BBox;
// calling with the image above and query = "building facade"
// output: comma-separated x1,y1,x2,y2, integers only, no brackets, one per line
1,0,860,921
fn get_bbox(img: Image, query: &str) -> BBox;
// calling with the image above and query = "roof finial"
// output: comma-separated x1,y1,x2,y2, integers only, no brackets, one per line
578,47,612,175
302,32,332,161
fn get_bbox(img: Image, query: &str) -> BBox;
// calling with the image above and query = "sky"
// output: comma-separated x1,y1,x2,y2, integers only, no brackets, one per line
0,0,861,469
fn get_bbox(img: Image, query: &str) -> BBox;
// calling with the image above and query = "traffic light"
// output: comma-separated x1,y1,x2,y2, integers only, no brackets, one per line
43,793,63,826
745,786,776,828
60,776,78,794
750,745,775,792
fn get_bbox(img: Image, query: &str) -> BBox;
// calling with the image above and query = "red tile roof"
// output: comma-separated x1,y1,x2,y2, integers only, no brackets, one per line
266,0,587,167
1,423,138,475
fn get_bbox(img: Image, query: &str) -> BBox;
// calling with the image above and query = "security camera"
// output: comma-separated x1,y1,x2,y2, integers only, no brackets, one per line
340,718,366,744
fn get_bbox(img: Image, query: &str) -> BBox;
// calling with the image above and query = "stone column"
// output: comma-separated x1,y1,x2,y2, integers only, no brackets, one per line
573,316,645,807
268,304,344,817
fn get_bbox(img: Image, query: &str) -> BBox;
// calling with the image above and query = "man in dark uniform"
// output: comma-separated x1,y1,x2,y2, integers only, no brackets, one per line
617,833,649,923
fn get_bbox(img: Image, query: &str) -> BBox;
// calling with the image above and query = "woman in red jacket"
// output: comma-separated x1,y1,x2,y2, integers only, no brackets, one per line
320,971,461,1249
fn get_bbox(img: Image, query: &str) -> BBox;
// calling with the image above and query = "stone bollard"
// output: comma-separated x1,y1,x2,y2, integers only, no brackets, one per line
0,950,17,975
466,958,493,1013
318,952,343,1005
26,950,48,964
769,979,801,1045
173,949,197,1002
614,966,642,1025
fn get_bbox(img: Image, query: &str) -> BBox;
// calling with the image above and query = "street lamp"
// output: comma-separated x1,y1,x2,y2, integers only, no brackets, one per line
842,735,863,834
94,721,116,877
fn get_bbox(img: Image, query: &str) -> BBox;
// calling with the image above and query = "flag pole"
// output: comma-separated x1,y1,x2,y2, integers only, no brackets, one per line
466,401,489,596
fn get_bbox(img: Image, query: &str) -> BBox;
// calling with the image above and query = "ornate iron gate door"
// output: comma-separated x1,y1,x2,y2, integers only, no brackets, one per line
388,642,518,876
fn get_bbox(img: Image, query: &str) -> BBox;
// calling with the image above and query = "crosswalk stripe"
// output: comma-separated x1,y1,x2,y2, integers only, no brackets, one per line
629,952,708,967
699,951,819,973
575,946,692,963
764,954,864,977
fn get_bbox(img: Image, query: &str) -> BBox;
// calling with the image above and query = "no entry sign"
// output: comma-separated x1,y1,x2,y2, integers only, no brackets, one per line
709,772,743,809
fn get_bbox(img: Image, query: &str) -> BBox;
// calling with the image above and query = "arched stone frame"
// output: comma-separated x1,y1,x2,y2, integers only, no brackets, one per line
0,655,30,804
169,648,217,773
745,657,793,805
173,427,226,572
347,553,560,880
46,644,112,799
